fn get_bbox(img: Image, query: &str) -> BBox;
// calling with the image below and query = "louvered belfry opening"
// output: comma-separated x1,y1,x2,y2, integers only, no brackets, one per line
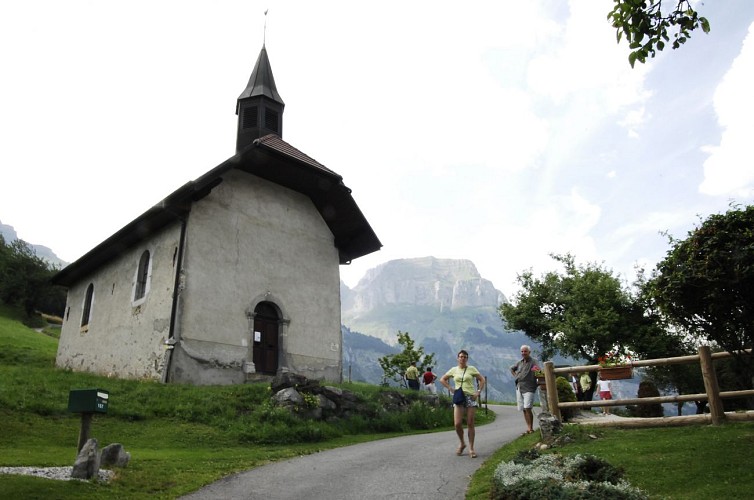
242,106,258,130
236,45,285,153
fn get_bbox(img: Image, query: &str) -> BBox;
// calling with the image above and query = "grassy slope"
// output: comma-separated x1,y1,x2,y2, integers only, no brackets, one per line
2,307,753,499
0,308,461,498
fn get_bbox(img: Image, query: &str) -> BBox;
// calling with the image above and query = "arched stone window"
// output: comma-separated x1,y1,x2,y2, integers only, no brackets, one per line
81,283,94,331
134,250,151,301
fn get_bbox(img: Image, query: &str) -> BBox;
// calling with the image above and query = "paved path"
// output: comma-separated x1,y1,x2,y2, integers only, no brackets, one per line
181,405,529,500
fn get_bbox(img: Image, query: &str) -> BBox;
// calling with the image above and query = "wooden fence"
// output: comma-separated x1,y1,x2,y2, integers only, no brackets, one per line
542,346,754,426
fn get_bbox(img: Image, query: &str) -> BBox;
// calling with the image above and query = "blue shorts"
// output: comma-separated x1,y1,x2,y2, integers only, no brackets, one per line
455,394,478,408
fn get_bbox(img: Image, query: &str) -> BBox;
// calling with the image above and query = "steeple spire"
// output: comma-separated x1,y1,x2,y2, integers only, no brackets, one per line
235,45,285,153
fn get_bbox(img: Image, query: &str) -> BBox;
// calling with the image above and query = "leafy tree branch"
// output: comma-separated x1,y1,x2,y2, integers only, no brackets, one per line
608,0,711,67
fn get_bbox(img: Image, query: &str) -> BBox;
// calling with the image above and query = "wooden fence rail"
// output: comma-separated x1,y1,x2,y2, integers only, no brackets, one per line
542,346,753,426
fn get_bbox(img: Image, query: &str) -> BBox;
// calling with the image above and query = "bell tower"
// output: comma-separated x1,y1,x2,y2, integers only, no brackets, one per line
236,45,285,153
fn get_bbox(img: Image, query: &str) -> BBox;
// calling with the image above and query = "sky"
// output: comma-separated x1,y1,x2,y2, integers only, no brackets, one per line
2,1,753,298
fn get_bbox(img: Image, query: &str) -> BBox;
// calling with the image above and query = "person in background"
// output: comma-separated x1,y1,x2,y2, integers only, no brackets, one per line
510,344,538,435
598,373,612,415
422,366,437,394
579,372,593,402
405,361,420,390
569,372,583,401
440,350,485,458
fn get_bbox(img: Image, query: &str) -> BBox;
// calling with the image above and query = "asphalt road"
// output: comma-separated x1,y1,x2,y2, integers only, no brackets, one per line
180,404,528,500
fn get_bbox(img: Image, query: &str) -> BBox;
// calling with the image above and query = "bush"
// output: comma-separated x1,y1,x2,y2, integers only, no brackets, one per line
556,376,577,421
628,381,663,418
491,452,648,500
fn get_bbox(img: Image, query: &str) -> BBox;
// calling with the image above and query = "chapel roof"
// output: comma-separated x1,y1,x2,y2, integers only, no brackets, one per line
52,134,381,286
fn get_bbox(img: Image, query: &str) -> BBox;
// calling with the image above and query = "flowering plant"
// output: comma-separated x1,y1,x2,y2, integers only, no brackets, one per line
598,351,632,368
532,365,544,378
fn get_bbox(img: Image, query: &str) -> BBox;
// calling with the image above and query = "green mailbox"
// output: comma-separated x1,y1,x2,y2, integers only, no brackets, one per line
68,388,109,414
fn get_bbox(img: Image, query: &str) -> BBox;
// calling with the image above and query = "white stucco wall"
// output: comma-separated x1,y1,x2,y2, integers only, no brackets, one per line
55,224,181,379
170,169,343,384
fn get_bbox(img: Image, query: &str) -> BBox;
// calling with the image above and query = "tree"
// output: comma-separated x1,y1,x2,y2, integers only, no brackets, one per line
608,0,711,67
500,254,636,363
500,254,651,401
0,235,66,319
378,331,436,388
648,205,754,385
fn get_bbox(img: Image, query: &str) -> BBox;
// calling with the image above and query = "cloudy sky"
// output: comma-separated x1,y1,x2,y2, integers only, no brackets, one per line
2,1,753,297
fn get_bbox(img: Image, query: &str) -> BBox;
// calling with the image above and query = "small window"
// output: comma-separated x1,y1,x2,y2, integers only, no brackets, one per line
134,250,150,301
81,283,94,330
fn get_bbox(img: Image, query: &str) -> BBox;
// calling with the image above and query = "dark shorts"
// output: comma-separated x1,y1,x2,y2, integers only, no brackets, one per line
454,394,479,408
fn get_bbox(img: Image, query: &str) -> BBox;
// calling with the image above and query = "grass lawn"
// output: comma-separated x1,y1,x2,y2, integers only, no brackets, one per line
467,419,754,499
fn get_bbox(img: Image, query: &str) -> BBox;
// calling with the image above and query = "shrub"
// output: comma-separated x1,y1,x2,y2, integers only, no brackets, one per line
492,453,647,500
628,381,663,418
556,376,577,421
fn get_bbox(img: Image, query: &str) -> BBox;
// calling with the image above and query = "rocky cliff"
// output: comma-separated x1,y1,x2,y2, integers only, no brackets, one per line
343,257,505,313
342,257,506,329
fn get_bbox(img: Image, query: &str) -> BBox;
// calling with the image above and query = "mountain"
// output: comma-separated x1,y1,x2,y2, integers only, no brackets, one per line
341,257,535,402
0,220,68,269
341,257,507,344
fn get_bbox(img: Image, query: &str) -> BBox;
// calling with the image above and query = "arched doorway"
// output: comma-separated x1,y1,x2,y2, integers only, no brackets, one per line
252,301,279,375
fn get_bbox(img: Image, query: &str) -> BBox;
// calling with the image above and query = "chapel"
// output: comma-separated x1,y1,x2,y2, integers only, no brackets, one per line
52,45,381,384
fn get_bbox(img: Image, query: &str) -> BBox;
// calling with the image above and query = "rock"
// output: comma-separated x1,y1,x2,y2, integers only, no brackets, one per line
71,438,100,480
271,373,320,393
537,412,562,441
316,394,337,411
271,373,426,420
272,387,304,407
100,443,130,468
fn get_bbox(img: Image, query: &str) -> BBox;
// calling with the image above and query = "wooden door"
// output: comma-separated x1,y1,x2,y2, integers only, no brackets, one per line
253,302,279,374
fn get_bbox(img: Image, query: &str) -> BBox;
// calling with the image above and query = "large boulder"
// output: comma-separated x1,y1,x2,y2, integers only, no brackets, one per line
100,443,131,468
71,438,100,480
272,387,305,408
537,412,562,442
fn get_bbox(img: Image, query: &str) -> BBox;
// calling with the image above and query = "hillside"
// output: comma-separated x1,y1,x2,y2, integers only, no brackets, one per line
0,220,67,268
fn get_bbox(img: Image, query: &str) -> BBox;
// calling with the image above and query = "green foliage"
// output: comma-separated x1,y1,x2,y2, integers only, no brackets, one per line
377,330,436,387
491,452,646,499
0,235,66,319
629,381,663,418
555,376,578,421
608,0,711,67
649,206,754,376
500,254,637,364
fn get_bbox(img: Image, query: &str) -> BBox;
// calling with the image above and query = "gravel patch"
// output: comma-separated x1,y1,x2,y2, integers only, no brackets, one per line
0,466,114,482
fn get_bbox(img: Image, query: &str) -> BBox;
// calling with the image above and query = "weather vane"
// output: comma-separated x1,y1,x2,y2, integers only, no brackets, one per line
263,9,268,45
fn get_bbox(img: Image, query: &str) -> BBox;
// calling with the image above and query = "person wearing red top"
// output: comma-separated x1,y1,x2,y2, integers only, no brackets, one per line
422,367,437,394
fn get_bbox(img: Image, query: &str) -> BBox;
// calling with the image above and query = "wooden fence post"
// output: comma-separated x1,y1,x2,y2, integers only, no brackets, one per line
699,346,725,425
544,361,560,421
